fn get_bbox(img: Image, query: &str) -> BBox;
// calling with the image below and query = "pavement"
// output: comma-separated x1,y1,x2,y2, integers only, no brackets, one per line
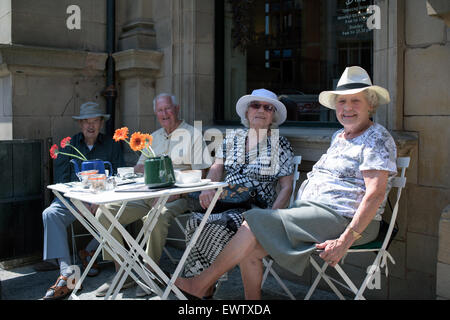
0,246,338,301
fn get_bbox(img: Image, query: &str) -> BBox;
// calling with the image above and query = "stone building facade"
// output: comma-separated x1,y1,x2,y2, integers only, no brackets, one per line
0,0,449,299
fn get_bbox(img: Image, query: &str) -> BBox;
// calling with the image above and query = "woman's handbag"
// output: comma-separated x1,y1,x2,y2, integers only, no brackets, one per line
188,184,266,213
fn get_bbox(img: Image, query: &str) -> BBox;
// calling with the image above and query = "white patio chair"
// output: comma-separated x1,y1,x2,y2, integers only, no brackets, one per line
70,222,91,264
260,155,302,300
261,156,410,300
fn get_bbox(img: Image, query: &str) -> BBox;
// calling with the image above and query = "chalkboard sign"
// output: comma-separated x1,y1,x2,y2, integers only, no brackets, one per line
336,0,374,40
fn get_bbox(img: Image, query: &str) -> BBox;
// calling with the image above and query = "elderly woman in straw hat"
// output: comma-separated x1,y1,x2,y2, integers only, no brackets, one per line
181,89,295,297
175,67,397,300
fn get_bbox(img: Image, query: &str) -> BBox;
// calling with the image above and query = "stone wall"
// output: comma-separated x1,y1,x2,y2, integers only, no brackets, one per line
437,205,450,299
402,0,450,299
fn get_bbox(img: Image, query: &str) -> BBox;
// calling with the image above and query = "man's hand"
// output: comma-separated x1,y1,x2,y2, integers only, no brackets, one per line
82,203,99,216
134,164,144,174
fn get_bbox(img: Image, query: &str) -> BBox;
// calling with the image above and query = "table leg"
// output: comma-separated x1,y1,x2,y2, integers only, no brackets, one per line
108,196,169,299
68,199,148,299
51,191,134,300
93,198,173,299
162,185,224,300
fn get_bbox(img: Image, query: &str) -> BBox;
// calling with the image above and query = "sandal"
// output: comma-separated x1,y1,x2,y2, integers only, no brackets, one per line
42,275,81,300
79,249,100,277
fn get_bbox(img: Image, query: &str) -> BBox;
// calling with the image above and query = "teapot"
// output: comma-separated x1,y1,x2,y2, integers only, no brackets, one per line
71,159,113,177
144,155,175,188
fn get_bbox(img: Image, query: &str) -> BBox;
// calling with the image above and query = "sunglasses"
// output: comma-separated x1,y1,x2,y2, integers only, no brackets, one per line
248,102,276,113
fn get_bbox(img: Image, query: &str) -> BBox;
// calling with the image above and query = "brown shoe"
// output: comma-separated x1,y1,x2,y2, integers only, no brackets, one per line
42,275,82,300
79,249,100,277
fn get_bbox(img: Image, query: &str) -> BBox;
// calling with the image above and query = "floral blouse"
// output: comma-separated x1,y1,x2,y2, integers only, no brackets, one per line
216,128,294,208
299,123,397,219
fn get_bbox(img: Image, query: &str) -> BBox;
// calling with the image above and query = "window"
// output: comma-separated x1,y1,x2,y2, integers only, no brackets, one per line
215,0,374,126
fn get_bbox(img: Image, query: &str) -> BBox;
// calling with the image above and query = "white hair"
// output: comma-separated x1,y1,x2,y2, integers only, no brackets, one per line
153,93,178,112
363,89,379,116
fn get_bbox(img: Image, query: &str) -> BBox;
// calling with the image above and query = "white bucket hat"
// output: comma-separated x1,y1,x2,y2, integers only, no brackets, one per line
318,66,390,109
236,89,287,126
72,102,110,120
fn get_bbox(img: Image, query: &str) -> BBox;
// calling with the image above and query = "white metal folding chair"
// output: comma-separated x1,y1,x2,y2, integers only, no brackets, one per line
70,222,91,264
165,155,303,294
164,213,190,264
260,155,302,300
304,156,410,300
261,156,410,300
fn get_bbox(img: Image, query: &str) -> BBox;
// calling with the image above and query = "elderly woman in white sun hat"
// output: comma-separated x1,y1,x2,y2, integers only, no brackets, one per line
181,88,295,298
175,67,397,300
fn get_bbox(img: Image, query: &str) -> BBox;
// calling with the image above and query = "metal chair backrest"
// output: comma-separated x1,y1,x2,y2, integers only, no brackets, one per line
379,156,409,251
289,155,302,207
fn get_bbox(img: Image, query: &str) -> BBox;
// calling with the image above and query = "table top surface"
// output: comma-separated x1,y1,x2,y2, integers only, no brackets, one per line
48,181,228,204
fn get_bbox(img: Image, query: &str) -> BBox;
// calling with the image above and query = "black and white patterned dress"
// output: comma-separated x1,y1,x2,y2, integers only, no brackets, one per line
183,128,294,277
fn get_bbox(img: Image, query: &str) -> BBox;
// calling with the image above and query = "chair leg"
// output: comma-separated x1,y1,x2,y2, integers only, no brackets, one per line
261,258,295,300
334,264,366,300
306,257,346,300
261,258,272,288
163,246,179,264
71,223,77,265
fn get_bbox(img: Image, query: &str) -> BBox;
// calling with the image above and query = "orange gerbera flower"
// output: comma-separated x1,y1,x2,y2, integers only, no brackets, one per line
129,132,146,152
113,128,155,158
113,127,129,142
142,133,153,146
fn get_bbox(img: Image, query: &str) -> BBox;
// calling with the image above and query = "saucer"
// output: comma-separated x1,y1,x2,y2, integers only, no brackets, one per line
175,179,211,188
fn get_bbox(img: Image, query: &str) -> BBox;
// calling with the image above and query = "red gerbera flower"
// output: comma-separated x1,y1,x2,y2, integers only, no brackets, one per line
60,137,71,148
50,144,59,159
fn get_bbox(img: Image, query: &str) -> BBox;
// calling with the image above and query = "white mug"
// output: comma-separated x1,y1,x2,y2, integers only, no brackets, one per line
175,170,201,184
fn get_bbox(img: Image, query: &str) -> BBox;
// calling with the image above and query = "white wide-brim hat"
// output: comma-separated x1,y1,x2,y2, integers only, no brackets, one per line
72,102,110,120
318,66,390,109
236,89,287,126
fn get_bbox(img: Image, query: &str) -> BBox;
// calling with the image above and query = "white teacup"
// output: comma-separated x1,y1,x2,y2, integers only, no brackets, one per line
117,167,134,178
175,170,202,184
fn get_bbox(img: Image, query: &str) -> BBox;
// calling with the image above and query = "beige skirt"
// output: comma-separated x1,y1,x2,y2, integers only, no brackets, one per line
244,200,379,276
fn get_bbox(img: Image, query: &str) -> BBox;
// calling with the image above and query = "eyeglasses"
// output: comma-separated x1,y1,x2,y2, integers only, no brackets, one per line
248,102,276,113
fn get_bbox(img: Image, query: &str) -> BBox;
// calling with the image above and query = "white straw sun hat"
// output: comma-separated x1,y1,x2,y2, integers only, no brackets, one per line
318,66,390,109
236,89,287,126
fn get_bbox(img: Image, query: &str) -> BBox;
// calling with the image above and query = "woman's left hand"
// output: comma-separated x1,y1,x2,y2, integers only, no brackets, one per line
315,239,351,268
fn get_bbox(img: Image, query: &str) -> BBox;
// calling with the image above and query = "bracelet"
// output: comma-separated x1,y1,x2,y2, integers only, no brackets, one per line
347,226,362,240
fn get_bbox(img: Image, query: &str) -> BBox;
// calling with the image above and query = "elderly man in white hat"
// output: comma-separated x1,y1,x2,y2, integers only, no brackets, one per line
37,102,124,300
174,67,398,300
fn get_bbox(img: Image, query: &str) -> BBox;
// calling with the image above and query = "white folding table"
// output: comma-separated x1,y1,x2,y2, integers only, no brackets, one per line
47,181,227,300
